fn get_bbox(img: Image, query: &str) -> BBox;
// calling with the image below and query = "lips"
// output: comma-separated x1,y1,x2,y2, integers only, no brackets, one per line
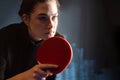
45,29,54,34
45,31,54,35
45,31,52,34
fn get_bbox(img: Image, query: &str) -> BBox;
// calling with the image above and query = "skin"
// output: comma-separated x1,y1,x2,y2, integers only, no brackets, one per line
7,1,58,80
23,1,58,41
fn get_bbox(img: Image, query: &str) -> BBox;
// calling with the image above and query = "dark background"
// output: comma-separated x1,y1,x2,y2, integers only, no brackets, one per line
61,0,120,79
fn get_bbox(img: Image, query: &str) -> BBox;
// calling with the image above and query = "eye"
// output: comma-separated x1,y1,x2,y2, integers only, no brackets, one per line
38,15,49,22
52,15,58,20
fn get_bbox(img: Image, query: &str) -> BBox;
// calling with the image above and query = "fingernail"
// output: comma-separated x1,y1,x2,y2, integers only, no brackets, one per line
54,65,58,67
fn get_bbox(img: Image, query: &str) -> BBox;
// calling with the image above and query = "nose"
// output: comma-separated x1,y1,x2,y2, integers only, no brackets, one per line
47,18,53,29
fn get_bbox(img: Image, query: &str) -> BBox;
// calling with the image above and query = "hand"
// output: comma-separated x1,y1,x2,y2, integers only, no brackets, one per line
7,64,58,80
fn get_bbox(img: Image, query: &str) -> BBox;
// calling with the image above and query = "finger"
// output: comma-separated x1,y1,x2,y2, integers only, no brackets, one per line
46,70,53,76
38,63,58,69
37,61,58,68
34,65,48,78
37,61,41,64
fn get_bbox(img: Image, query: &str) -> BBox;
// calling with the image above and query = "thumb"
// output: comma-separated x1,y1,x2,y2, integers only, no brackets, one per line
37,61,41,65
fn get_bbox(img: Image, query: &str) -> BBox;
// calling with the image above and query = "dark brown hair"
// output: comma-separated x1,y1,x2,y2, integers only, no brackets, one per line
18,0,60,17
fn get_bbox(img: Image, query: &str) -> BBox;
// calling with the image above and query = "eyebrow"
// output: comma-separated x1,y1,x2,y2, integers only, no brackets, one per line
38,13,58,16
38,13,47,16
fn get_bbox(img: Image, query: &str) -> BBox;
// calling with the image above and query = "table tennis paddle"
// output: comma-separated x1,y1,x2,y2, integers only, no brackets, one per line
36,36,73,75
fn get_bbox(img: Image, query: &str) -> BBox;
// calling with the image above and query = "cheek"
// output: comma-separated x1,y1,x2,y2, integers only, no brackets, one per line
29,16,43,27
30,20,43,29
55,20,58,29
54,19,58,27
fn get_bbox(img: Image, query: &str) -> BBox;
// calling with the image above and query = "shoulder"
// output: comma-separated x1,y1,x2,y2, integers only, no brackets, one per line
0,23,22,33
0,23,21,42
0,22,27,37
0,22,27,43
0,23,20,43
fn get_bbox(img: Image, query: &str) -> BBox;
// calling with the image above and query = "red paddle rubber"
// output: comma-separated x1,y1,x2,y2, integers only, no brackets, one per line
36,36,73,74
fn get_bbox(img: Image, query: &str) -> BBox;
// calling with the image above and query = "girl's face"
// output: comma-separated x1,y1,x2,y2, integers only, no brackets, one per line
23,1,58,40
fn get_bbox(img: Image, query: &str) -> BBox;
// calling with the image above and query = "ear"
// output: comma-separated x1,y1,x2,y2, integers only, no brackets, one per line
21,14,30,26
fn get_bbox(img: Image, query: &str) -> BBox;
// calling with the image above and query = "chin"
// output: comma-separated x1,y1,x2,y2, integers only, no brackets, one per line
43,35,55,40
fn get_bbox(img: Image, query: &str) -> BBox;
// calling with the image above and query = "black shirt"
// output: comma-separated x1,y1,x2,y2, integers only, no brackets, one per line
0,22,63,80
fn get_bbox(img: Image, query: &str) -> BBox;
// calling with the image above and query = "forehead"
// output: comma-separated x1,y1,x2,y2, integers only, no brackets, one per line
32,1,58,16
